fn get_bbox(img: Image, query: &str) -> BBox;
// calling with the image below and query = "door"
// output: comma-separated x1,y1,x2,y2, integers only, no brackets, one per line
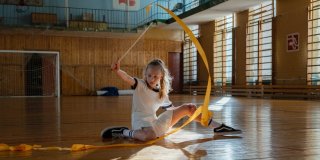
25,54,43,96
168,52,182,93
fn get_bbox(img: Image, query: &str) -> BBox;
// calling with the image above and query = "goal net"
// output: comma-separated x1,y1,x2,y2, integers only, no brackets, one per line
0,50,60,97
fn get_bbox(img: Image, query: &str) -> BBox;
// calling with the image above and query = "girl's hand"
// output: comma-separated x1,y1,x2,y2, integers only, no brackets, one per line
111,60,120,71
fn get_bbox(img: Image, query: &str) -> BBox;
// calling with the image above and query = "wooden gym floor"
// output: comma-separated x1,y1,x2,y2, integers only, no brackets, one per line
0,95,320,160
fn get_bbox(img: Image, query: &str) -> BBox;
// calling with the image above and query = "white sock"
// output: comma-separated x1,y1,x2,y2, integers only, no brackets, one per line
208,119,222,129
123,129,135,138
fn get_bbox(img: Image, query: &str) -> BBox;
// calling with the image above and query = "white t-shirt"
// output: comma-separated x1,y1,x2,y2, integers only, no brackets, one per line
131,78,172,130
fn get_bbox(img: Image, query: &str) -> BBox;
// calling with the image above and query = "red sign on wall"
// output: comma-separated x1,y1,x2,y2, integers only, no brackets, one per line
287,33,299,52
113,0,139,11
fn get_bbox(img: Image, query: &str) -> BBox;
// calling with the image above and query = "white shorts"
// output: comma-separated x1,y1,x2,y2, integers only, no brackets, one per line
132,110,173,137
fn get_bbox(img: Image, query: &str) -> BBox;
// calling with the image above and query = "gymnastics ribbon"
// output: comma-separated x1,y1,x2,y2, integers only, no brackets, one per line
0,4,213,152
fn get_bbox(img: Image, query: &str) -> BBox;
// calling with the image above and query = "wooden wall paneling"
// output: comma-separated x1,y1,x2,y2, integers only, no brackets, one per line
0,54,5,63
130,50,138,67
12,35,26,50
105,38,112,64
60,37,69,65
149,41,156,61
1,54,10,64
134,50,139,68
88,38,96,65
145,51,154,65
176,41,181,51
71,37,79,65
0,32,182,95
91,38,99,65
62,37,76,65
58,37,70,65
49,36,61,52
110,39,118,64
142,41,149,64
61,66,75,95
112,39,119,63
161,41,168,60
153,40,159,58
74,66,93,95
79,37,90,65
0,43,24,95
137,66,144,79
95,66,113,90
132,38,142,64
24,35,34,50
0,66,9,96
17,51,24,67
98,38,109,65
0,52,23,71
32,35,49,50
5,35,18,50
93,39,100,65
137,49,144,68
101,38,110,65
4,35,10,50
118,38,131,65
96,67,122,89
94,39,102,65
11,66,24,96
170,41,182,53
5,35,26,50
0,66,4,96
0,34,4,50
48,36,56,50
4,35,11,50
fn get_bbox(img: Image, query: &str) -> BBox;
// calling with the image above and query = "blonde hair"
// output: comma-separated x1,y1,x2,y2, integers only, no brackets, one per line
143,59,172,99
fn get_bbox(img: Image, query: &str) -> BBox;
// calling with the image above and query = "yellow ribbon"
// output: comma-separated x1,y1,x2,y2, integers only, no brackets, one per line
155,5,213,127
0,4,213,152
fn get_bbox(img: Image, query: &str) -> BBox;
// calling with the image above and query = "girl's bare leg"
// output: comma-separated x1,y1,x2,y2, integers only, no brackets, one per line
170,104,201,127
132,127,157,141
132,104,201,141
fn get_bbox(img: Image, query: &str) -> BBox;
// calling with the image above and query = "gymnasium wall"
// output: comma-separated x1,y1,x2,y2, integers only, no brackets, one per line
199,0,310,86
0,28,183,95
0,53,25,96
234,10,248,85
198,21,214,85
274,0,309,85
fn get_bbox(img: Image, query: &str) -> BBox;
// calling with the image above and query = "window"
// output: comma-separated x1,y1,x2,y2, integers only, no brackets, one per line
213,15,233,86
183,25,199,84
308,0,320,85
246,1,274,85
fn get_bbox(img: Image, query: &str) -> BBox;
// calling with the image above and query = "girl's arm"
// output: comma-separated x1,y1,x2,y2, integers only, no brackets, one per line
111,61,135,86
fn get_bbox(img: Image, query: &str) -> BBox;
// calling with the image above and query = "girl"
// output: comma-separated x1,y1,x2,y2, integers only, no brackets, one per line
101,59,241,141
